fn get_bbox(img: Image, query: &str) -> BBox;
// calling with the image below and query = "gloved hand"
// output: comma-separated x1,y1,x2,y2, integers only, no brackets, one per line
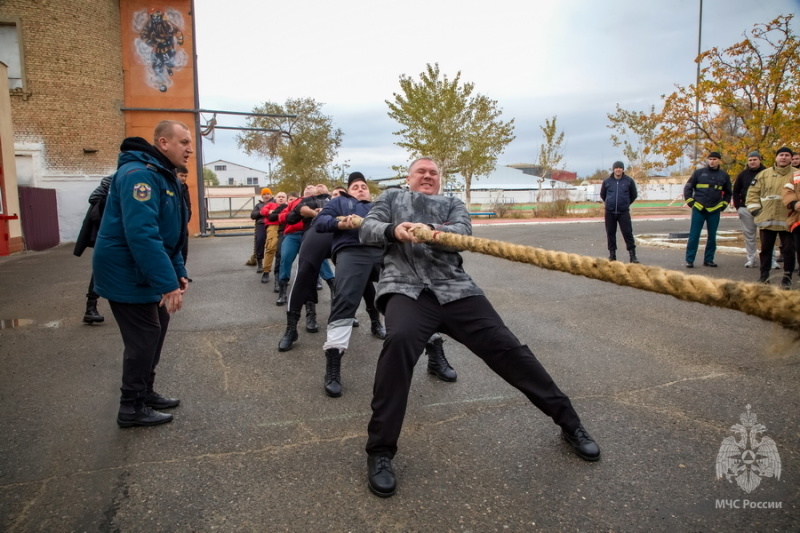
751,208,762,217
685,198,695,207
790,201,799,212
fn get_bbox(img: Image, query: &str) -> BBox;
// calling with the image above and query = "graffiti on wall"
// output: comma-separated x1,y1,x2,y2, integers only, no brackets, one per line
133,7,188,93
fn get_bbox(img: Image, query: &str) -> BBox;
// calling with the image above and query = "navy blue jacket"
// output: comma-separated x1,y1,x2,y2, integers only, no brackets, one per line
93,137,188,303
316,193,378,260
684,166,731,212
600,174,638,213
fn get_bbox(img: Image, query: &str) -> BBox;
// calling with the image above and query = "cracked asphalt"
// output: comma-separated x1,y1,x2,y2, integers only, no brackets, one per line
1,217,798,532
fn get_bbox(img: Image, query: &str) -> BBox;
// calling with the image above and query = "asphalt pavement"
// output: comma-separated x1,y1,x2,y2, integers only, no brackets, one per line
0,216,798,532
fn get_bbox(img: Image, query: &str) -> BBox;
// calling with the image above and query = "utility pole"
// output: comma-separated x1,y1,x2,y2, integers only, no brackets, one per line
693,0,703,166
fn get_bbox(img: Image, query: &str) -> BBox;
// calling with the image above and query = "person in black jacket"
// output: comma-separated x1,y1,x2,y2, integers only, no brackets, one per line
177,166,192,272
73,174,113,324
732,151,766,268
683,151,731,268
599,161,639,263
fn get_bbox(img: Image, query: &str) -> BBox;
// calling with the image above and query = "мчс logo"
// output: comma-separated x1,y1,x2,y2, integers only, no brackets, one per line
716,405,781,494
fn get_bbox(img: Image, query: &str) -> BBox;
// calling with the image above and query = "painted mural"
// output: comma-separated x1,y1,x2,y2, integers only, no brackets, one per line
133,7,187,93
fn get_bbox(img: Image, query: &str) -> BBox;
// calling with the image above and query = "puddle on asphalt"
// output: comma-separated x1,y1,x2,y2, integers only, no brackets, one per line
0,319,35,329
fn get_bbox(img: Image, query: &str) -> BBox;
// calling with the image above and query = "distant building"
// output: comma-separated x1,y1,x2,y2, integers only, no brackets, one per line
204,160,269,187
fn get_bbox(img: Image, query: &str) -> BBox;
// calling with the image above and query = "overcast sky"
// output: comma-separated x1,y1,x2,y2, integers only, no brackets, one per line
193,0,800,180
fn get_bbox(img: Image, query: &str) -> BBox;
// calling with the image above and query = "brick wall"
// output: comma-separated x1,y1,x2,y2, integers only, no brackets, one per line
1,0,124,176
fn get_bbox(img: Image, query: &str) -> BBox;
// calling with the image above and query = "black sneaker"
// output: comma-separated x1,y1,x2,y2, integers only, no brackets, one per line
367,455,396,497
561,425,601,461
145,391,181,409
117,406,173,428
703,261,718,267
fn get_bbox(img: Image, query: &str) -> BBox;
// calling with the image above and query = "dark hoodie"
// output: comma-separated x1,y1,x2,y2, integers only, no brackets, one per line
92,137,188,303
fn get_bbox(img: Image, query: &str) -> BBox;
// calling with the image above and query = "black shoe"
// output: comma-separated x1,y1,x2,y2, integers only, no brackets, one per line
426,338,457,382
367,455,396,497
83,308,104,324
261,271,270,284
685,262,694,268
352,318,359,328
703,261,718,267
781,276,792,290
561,425,601,461
370,320,386,340
187,278,193,283
629,252,639,264
324,348,343,398
278,311,300,352
609,252,616,261
145,391,180,409
305,302,319,333
276,280,288,306
117,406,173,428
83,299,104,324
758,274,769,284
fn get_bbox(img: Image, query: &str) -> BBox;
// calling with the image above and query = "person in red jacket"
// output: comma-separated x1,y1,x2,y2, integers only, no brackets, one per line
259,191,281,283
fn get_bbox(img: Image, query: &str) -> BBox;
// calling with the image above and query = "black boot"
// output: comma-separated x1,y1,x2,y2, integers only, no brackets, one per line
276,280,288,306
278,311,300,352
305,302,319,333
261,271,270,284
273,275,280,293
781,275,792,290
629,249,639,264
426,337,457,382
367,307,386,339
609,252,616,261
325,277,337,300
324,347,343,397
256,258,263,273
83,298,104,324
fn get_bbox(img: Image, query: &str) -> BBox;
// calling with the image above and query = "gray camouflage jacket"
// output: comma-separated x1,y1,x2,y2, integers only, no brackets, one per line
359,188,483,312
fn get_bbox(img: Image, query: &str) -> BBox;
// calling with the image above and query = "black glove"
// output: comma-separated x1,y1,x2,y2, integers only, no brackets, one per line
751,208,762,217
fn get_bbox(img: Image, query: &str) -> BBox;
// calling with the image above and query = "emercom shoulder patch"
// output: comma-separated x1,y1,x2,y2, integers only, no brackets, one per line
133,183,152,201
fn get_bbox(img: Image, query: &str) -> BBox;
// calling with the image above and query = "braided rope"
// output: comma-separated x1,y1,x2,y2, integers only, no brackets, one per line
345,215,800,331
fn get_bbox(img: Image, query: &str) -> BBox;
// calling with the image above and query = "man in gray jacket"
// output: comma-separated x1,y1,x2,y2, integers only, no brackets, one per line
359,157,600,498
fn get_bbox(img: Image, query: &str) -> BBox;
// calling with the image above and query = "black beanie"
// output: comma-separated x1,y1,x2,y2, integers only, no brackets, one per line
708,151,722,159
612,161,624,170
347,171,366,187
776,146,793,156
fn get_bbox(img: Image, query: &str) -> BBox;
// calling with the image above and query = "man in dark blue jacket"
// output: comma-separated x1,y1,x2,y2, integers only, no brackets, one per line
93,120,192,428
599,161,639,263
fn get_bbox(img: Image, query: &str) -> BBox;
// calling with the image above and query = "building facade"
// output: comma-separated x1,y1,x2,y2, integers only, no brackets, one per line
205,160,269,187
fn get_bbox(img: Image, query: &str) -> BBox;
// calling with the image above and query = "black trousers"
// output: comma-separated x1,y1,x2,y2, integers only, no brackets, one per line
109,301,170,412
87,273,99,300
366,291,581,457
759,229,795,277
604,211,635,252
273,231,284,276
255,222,267,261
287,229,334,313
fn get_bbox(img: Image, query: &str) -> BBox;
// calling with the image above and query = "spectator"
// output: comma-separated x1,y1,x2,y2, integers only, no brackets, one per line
93,120,192,428
600,161,638,263
683,151,731,268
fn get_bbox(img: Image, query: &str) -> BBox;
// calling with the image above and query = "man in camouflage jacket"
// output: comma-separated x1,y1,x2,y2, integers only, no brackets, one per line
358,157,600,498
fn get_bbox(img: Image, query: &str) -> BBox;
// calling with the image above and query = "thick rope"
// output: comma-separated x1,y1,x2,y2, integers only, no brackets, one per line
344,215,800,331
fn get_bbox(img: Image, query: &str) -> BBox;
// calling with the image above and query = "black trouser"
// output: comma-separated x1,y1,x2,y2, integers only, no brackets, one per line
87,273,99,300
759,229,795,277
287,229,334,313
109,301,170,412
366,291,581,457
274,230,284,276
604,210,635,252
255,222,267,261
793,228,800,272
